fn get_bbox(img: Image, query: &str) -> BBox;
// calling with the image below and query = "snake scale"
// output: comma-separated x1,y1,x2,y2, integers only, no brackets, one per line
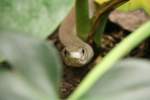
59,0,94,67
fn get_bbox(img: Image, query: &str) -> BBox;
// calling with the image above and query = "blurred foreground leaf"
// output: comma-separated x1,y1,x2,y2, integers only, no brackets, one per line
0,0,75,38
0,32,62,100
79,58,150,100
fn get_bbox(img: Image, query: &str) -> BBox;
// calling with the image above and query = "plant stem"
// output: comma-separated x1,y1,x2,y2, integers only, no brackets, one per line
68,21,150,100
88,0,128,45
93,13,109,46
76,0,91,41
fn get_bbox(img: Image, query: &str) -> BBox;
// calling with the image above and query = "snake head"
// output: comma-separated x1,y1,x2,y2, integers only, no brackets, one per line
61,45,94,67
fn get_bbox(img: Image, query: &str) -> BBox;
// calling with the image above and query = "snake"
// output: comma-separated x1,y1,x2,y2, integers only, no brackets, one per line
59,0,94,67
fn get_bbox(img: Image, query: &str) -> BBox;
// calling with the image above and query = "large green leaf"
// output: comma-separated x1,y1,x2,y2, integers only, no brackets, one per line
0,32,62,100
0,69,57,100
0,0,75,39
78,58,150,100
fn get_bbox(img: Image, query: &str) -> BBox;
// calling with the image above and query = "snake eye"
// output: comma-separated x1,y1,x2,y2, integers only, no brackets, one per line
63,49,69,56
81,48,85,54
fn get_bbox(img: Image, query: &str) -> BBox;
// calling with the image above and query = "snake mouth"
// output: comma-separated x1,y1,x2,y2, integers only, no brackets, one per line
64,58,87,67
63,52,88,67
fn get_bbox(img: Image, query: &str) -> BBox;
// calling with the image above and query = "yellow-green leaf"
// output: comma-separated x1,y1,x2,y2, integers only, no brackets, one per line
118,0,150,15
95,0,110,5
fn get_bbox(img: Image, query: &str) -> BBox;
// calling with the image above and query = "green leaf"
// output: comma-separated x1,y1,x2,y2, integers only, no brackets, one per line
76,0,91,41
118,0,150,15
95,0,110,5
118,0,141,12
94,13,108,46
0,32,62,100
141,0,150,15
0,70,57,100
0,0,75,39
78,58,150,100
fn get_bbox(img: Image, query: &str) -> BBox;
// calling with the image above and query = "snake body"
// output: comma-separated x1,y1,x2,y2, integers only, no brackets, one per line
59,1,94,67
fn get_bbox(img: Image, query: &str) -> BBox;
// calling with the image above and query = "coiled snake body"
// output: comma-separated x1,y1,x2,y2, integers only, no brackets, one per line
59,1,94,67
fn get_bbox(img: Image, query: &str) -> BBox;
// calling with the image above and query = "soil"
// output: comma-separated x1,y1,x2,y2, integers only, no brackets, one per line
49,10,150,99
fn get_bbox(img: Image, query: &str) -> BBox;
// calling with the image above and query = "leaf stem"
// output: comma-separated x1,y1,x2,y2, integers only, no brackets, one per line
76,0,91,41
68,21,150,100
88,0,128,45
